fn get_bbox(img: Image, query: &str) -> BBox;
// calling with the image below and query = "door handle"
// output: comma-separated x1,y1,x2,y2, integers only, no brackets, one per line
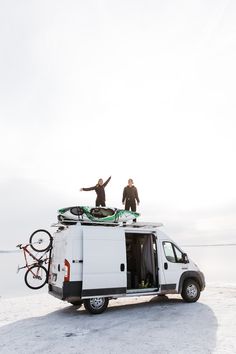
164,262,168,270
120,263,125,272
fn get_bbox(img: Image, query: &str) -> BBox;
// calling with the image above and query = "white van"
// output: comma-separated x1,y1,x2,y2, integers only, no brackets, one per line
48,221,205,314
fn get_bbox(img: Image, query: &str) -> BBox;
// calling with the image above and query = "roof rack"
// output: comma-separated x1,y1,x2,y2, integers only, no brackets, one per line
51,220,163,229
123,222,163,228
79,220,120,227
51,219,121,227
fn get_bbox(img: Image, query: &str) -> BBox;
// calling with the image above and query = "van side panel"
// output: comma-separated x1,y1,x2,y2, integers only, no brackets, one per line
82,226,127,297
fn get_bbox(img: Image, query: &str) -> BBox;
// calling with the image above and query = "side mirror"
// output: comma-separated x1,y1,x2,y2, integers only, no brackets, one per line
182,253,189,264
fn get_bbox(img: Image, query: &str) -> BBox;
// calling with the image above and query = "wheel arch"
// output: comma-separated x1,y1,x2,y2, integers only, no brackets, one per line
178,271,205,293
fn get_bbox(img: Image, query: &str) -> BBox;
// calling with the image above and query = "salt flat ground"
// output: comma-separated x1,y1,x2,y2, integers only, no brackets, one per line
0,286,236,354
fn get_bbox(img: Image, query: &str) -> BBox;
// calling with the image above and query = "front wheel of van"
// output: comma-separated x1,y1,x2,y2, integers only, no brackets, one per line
84,297,109,314
181,279,200,302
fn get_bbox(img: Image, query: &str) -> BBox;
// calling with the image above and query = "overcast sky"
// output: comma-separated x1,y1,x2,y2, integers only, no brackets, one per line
1,0,236,248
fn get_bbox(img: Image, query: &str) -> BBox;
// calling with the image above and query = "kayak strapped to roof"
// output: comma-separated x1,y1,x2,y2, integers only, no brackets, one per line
58,206,140,223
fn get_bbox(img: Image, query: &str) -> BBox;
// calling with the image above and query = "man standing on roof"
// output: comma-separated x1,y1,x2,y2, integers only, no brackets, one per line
80,176,111,207
122,178,140,213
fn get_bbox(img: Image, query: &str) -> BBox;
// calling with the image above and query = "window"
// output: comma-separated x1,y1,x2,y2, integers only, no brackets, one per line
174,245,184,263
163,242,176,263
163,242,186,263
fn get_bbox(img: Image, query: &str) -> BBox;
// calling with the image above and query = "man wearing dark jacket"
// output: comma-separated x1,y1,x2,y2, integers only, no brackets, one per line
122,178,140,212
80,176,111,207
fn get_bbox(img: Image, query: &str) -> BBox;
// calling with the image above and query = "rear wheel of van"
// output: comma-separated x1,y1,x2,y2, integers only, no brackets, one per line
181,279,200,302
84,297,109,314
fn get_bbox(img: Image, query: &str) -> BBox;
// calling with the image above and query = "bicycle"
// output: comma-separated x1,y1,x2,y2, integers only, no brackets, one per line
16,229,53,290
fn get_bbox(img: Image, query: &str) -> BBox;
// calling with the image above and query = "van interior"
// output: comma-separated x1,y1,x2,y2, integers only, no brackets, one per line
125,233,158,292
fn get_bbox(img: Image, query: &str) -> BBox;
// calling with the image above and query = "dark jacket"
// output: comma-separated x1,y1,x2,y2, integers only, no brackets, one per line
122,185,140,204
83,176,111,203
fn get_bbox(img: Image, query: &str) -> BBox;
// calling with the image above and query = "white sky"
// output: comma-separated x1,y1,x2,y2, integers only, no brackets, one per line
1,0,236,247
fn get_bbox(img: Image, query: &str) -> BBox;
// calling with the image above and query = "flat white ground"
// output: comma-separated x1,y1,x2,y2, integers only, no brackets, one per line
0,286,236,354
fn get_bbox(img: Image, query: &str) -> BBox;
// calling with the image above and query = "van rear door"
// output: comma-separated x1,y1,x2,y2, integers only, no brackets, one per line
49,231,67,289
82,226,126,298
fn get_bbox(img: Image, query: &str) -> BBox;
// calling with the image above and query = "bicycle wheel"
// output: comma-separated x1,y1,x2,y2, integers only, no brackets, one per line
24,265,48,290
29,229,52,252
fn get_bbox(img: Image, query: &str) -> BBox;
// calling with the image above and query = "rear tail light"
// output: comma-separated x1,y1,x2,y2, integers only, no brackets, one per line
64,259,70,282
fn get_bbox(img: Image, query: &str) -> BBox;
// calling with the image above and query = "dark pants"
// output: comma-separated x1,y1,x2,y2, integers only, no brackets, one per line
96,199,106,207
125,200,137,222
125,200,136,212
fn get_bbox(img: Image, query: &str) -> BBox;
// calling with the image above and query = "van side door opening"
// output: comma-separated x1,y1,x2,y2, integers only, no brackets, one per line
125,233,158,292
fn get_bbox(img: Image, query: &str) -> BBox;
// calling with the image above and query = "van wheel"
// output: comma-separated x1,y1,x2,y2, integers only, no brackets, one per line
84,297,109,314
181,279,200,302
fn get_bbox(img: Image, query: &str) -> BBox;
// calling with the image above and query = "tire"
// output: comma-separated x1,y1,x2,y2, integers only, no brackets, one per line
181,279,200,303
24,265,48,290
84,297,109,314
29,229,52,252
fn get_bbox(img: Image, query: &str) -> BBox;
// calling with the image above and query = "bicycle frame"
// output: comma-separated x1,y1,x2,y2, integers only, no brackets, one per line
16,229,53,290
17,243,50,273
